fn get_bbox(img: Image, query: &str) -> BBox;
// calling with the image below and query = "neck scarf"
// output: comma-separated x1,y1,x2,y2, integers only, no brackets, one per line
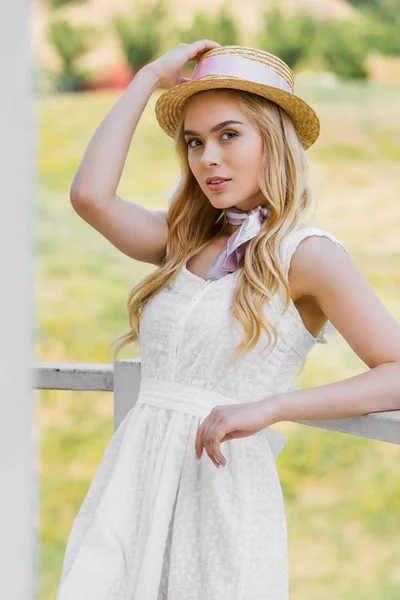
207,204,271,280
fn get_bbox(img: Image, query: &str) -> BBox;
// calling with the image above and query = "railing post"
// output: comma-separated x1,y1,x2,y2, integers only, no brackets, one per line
113,358,142,431
0,2,35,599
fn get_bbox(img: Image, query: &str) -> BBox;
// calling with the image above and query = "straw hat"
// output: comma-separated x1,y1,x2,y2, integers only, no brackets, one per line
155,45,320,150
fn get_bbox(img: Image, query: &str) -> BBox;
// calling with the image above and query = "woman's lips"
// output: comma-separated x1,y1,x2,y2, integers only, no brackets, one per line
207,179,232,191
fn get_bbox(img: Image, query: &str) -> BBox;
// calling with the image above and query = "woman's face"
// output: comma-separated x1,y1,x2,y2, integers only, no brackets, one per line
183,90,265,216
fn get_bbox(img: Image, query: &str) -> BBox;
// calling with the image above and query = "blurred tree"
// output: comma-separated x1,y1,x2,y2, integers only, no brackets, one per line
312,20,369,80
114,0,170,73
173,3,240,74
347,0,400,55
255,8,369,80
49,0,88,7
177,2,240,47
255,9,318,70
346,0,398,22
47,18,101,91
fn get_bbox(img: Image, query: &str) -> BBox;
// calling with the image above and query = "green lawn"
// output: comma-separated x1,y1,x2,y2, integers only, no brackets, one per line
36,80,400,599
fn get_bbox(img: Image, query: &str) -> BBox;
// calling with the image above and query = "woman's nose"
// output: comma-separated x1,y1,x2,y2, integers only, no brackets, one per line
200,144,221,167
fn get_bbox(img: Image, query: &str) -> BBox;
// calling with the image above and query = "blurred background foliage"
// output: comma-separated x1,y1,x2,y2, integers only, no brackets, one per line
37,0,400,93
34,0,400,597
176,3,241,49
347,0,400,55
113,0,170,73
48,0,89,8
46,17,101,91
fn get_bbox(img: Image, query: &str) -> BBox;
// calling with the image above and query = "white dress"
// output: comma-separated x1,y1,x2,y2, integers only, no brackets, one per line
55,225,350,600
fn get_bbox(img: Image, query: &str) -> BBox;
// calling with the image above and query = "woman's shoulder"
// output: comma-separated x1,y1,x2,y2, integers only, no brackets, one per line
280,223,350,277
278,223,351,345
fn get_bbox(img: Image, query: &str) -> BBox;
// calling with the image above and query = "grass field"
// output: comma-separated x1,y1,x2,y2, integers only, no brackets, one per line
36,79,400,599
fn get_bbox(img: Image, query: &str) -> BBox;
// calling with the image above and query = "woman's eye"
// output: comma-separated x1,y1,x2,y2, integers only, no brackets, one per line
186,131,238,149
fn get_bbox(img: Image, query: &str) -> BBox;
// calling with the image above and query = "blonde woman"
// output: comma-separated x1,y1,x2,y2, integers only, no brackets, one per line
56,40,400,599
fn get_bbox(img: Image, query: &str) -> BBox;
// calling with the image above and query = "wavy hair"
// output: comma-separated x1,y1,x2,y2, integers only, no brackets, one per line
109,88,315,372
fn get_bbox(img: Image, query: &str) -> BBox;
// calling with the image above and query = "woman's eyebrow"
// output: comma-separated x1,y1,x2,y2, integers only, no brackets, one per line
183,120,244,136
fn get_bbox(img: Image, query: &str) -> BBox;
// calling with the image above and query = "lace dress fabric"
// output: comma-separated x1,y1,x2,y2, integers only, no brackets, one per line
55,225,350,600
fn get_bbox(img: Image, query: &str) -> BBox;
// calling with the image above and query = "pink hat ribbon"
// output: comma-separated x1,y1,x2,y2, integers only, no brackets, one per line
207,205,271,280
191,55,293,94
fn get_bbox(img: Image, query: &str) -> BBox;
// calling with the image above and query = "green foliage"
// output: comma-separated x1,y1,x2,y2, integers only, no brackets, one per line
113,0,170,72
343,466,400,536
47,18,101,91
254,8,374,79
346,0,399,24
50,0,88,8
49,0,88,7
256,9,318,70
177,2,240,47
280,426,371,490
347,0,400,55
311,20,369,80
361,16,400,56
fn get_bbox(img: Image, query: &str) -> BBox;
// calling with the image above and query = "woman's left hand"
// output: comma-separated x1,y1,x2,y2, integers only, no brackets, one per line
195,398,280,467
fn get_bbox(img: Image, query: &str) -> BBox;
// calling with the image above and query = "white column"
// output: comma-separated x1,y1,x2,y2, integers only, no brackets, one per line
0,2,36,599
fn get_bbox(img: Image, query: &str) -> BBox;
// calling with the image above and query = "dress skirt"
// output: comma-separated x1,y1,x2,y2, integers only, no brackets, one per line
56,377,289,599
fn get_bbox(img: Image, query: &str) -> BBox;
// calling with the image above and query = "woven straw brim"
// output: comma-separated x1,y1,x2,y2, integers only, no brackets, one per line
155,75,320,150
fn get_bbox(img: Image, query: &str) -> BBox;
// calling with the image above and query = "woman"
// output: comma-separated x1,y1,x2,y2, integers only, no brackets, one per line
57,40,400,599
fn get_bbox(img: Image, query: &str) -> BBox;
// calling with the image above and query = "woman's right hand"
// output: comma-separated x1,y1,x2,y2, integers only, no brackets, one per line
143,40,222,90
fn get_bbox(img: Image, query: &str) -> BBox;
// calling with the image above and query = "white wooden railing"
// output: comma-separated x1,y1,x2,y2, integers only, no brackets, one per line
33,359,400,444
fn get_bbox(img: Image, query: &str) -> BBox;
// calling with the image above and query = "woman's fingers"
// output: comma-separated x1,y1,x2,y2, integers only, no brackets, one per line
205,418,227,466
196,407,228,467
187,39,221,61
202,415,220,466
195,418,207,459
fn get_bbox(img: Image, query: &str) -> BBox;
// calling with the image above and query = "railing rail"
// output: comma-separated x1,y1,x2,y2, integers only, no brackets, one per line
33,360,400,445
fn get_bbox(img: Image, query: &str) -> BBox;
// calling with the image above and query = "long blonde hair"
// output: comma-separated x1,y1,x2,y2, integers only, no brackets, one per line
109,89,315,366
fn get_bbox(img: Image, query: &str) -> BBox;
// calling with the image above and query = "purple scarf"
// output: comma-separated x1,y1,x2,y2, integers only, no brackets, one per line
207,204,271,280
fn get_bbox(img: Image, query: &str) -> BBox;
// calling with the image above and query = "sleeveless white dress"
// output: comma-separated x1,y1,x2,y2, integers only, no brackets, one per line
55,225,350,600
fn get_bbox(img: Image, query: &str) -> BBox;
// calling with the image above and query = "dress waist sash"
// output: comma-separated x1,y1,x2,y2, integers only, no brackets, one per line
136,377,287,459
